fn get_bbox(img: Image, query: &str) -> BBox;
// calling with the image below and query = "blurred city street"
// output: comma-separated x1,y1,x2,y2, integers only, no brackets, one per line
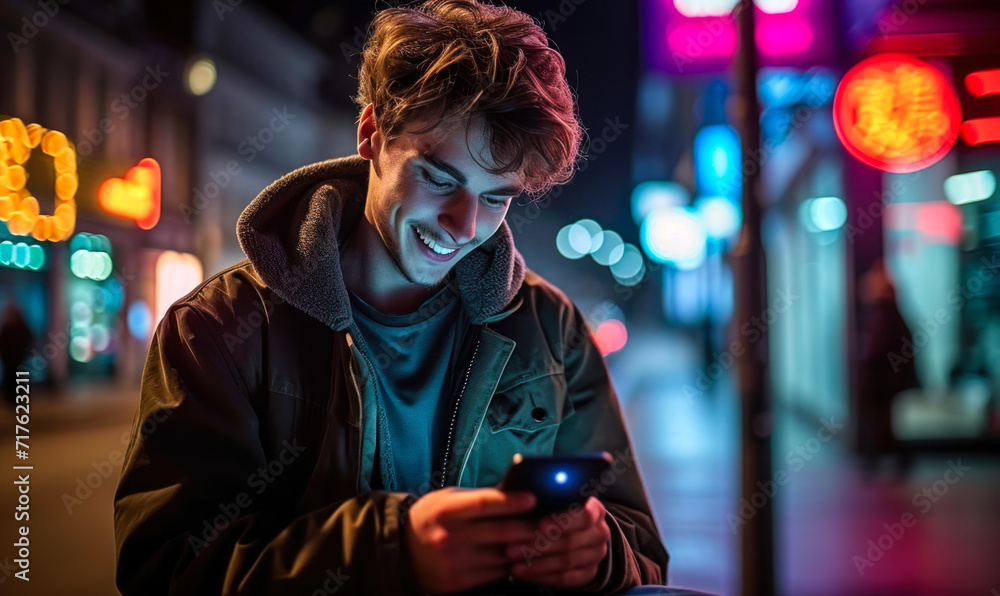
606,327,1000,595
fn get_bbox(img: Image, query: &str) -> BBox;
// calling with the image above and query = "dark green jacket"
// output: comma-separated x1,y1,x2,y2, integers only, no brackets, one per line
113,155,669,595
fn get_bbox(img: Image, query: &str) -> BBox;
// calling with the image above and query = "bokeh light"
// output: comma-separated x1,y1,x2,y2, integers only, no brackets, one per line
696,196,742,241
0,119,77,241
944,170,997,205
631,181,690,225
694,125,741,199
593,319,628,356
641,207,708,270
0,240,45,270
69,233,113,281
610,243,645,280
69,335,93,363
591,230,625,267
834,54,961,173
800,196,848,232
128,301,153,341
556,224,586,259
155,251,204,325
186,57,217,96
90,323,111,352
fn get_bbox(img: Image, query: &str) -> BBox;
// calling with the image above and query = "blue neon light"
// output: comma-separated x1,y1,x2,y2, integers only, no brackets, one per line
694,124,741,200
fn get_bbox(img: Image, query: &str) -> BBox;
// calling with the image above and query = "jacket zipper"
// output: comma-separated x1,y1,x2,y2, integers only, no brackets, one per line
344,331,365,493
436,334,481,489
347,323,385,491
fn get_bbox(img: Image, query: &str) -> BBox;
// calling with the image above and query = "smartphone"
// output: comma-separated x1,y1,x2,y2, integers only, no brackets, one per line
496,452,613,517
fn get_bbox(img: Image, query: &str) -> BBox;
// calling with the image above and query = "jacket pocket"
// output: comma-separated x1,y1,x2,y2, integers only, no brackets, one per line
470,372,573,487
486,371,573,438
486,372,573,448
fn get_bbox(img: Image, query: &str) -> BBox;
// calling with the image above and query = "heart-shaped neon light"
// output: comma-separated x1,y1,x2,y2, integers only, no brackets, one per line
98,158,161,230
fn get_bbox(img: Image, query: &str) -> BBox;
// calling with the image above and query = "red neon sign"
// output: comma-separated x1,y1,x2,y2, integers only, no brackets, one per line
834,54,961,174
960,69,1000,146
965,69,1000,97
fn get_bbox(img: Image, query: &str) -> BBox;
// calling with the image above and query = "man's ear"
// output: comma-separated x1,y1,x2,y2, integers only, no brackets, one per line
357,104,379,160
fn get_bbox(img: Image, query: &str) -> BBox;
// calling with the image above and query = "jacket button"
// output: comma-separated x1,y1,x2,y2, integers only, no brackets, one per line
531,407,547,422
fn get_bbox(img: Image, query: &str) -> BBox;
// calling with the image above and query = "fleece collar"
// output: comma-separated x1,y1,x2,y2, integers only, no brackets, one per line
236,154,526,331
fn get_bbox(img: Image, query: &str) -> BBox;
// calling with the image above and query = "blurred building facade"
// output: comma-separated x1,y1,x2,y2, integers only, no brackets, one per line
1,0,199,388
0,0,364,391
628,0,1000,450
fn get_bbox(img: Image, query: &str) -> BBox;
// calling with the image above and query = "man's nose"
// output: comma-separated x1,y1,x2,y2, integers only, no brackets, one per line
439,189,477,246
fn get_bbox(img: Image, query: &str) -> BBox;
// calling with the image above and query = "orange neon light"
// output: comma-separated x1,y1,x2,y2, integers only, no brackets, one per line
833,54,961,174
98,158,161,229
0,118,78,242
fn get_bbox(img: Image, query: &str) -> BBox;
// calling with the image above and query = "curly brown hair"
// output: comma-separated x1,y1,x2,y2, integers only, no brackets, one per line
355,0,584,197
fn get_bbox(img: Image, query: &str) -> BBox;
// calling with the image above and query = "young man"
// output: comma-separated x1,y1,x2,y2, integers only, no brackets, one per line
113,1,669,594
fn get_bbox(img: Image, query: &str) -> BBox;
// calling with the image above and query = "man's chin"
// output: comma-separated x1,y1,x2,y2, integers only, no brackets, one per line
411,268,455,289
395,256,454,288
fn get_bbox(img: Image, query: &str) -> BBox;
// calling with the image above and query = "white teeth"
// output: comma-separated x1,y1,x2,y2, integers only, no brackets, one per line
417,228,457,255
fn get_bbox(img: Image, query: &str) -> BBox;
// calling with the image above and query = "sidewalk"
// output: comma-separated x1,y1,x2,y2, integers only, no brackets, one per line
0,379,138,595
0,379,139,435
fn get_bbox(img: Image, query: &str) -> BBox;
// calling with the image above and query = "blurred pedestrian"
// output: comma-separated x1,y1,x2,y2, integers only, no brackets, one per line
857,259,919,476
0,302,34,407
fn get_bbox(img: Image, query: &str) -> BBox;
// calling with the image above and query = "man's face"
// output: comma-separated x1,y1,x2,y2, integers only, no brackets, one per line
359,107,523,288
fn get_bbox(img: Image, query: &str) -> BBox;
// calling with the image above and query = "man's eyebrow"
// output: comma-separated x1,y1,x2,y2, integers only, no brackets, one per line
422,153,468,185
421,153,522,197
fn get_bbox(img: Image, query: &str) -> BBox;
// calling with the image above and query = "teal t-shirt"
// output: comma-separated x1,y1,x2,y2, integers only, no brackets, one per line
347,278,465,496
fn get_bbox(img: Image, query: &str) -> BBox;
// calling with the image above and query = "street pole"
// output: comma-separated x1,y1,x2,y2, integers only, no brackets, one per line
731,1,775,594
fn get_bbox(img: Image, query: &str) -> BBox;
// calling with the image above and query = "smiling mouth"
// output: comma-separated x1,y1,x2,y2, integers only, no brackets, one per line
415,226,460,255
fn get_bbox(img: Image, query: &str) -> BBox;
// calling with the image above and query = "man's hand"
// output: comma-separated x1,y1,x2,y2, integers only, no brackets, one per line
403,487,539,594
506,496,612,590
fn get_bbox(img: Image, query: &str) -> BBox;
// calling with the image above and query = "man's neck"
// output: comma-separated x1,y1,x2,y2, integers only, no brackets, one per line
341,216,450,316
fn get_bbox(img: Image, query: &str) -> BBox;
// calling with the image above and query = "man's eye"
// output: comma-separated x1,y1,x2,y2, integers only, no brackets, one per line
421,170,453,191
483,197,509,208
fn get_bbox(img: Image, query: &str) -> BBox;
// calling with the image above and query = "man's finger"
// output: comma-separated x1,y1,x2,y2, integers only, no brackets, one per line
439,488,537,522
449,564,512,592
464,518,540,545
506,524,609,559
516,566,601,590
537,510,591,535
536,497,606,535
460,545,515,570
512,540,608,577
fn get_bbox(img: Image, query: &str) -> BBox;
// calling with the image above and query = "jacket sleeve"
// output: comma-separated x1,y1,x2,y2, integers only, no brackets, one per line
113,302,421,595
551,302,670,593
